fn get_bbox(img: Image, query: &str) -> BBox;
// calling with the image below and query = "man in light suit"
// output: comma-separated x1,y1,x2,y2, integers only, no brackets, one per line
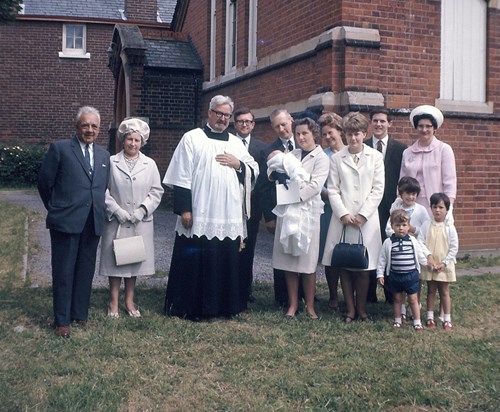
233,107,267,303
364,108,407,303
261,109,297,306
38,106,110,337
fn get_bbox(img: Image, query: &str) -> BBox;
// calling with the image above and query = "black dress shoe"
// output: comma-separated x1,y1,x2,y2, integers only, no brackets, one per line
55,326,70,338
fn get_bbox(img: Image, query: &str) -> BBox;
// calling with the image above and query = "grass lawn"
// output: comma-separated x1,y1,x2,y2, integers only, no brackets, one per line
0,202,499,411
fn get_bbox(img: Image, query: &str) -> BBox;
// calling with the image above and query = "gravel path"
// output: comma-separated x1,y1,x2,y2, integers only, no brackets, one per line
0,190,327,289
1,190,497,289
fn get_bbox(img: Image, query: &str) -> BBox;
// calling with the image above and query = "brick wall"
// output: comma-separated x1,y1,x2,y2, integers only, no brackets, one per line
126,0,157,23
181,0,500,251
0,21,115,146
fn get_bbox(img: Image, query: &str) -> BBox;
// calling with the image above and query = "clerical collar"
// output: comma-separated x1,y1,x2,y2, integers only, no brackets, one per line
203,124,229,141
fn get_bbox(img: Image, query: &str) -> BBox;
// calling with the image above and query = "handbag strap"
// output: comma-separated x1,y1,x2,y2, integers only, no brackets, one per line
115,222,138,239
339,225,364,245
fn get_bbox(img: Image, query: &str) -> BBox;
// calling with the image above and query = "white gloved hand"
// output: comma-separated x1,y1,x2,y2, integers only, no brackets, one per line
114,208,131,224
130,207,146,224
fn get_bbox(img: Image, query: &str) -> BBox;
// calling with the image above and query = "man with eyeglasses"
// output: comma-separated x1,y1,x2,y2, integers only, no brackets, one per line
233,107,267,303
163,95,260,321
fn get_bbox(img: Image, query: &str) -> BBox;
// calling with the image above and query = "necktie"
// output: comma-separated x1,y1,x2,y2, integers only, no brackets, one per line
242,138,247,146
84,144,93,175
353,155,359,165
287,140,293,152
376,140,383,153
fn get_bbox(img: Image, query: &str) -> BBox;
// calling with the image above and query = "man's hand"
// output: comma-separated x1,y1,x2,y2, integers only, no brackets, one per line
181,211,193,229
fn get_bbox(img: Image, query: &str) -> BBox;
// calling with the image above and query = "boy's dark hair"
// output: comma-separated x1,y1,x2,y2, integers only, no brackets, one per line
390,209,410,224
430,192,451,210
369,107,392,122
398,176,421,196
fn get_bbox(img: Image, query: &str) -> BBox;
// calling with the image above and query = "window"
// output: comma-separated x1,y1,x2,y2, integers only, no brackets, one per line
225,0,237,73
248,0,258,66
210,0,216,80
438,0,490,112
59,24,90,59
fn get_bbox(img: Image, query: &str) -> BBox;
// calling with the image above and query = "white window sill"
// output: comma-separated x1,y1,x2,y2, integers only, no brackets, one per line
58,52,91,59
435,99,493,114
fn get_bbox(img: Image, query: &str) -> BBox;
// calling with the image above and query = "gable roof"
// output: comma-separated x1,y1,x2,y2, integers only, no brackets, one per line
21,0,177,23
144,39,203,71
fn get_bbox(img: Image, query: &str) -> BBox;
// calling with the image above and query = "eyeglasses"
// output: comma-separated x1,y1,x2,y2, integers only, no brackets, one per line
211,109,232,119
235,119,254,126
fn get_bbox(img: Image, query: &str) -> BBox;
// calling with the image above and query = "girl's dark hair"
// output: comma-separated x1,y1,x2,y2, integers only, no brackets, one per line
294,117,320,142
430,192,451,210
398,176,421,196
413,113,438,129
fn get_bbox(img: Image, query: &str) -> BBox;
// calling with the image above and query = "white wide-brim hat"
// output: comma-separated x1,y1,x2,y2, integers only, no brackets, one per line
117,118,150,144
409,105,444,129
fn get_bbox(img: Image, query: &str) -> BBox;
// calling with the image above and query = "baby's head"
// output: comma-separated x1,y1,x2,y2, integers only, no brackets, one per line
390,209,411,238
398,176,420,208
267,150,283,161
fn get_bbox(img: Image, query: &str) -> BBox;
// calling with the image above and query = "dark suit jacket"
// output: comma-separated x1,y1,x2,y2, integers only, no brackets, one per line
260,137,295,222
246,135,268,216
364,136,407,238
38,135,110,235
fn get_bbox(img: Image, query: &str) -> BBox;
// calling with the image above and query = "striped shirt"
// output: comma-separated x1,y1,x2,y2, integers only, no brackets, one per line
390,234,417,273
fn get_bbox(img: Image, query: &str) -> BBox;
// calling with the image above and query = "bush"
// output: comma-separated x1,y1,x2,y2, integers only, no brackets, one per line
0,144,47,187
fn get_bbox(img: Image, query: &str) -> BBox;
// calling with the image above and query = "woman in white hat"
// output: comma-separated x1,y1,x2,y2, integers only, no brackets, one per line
99,118,164,318
400,105,456,217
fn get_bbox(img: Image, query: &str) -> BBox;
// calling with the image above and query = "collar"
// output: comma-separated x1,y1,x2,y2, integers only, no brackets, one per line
203,124,229,141
372,135,388,146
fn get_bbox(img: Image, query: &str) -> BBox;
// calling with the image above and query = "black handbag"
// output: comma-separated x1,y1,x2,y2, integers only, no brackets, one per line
331,226,369,269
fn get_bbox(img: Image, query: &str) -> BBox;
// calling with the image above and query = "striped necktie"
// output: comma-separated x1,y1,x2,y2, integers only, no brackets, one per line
84,144,93,175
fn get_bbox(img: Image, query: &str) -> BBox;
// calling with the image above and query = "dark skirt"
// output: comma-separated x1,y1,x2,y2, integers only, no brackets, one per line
165,234,247,320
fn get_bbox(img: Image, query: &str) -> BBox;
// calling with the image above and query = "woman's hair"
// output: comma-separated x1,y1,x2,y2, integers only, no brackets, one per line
430,192,451,210
342,112,369,134
412,113,438,129
318,112,343,132
209,95,234,111
294,117,320,143
390,209,410,224
398,176,421,195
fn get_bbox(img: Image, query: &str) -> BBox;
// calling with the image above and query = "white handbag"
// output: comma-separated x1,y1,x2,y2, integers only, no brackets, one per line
113,223,147,266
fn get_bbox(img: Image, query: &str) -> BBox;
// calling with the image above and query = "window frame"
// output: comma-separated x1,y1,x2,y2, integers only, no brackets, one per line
58,23,90,59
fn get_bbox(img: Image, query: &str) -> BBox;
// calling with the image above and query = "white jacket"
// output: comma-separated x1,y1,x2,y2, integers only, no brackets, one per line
377,235,429,278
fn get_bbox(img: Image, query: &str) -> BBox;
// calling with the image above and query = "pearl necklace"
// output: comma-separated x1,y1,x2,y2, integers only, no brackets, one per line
124,154,139,172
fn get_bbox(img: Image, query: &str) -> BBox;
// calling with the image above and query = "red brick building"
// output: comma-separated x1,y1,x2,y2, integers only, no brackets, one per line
175,0,500,252
1,0,499,252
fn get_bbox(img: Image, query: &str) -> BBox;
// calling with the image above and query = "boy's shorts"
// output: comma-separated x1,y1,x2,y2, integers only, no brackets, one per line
387,269,420,295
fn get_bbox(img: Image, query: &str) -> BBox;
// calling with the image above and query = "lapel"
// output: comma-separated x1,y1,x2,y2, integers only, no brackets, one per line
340,147,358,171
71,136,93,180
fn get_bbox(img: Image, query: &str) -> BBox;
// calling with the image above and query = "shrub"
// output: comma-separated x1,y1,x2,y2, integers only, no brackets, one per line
0,144,47,187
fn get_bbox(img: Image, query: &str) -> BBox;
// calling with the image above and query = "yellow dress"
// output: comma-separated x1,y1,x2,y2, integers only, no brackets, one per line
420,222,456,282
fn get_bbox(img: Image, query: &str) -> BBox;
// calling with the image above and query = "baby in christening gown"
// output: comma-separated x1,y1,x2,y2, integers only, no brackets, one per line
267,150,319,256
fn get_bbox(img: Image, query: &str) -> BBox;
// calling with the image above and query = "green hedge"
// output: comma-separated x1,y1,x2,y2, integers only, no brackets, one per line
0,144,47,187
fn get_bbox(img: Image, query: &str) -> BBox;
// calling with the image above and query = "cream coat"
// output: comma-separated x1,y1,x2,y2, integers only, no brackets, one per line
99,151,164,277
272,146,329,273
321,144,385,270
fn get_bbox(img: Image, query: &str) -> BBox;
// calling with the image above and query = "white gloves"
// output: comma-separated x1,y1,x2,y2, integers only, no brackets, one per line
114,208,131,224
130,207,146,224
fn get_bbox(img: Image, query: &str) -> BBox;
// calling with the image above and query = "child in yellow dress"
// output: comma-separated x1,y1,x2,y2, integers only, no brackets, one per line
418,193,459,331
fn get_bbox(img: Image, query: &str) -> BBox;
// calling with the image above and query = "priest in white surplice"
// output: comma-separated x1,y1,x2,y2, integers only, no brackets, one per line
163,95,259,320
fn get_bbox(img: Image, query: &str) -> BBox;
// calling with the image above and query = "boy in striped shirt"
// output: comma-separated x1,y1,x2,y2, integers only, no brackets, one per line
377,210,429,330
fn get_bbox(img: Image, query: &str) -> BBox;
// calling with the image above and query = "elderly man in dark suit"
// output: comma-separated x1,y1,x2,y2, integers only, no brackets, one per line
260,109,298,306
233,107,267,303
364,108,407,303
38,106,110,337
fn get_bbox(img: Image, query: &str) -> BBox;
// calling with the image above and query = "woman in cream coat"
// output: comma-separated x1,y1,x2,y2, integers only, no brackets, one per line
322,112,384,322
99,118,164,318
269,117,329,320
